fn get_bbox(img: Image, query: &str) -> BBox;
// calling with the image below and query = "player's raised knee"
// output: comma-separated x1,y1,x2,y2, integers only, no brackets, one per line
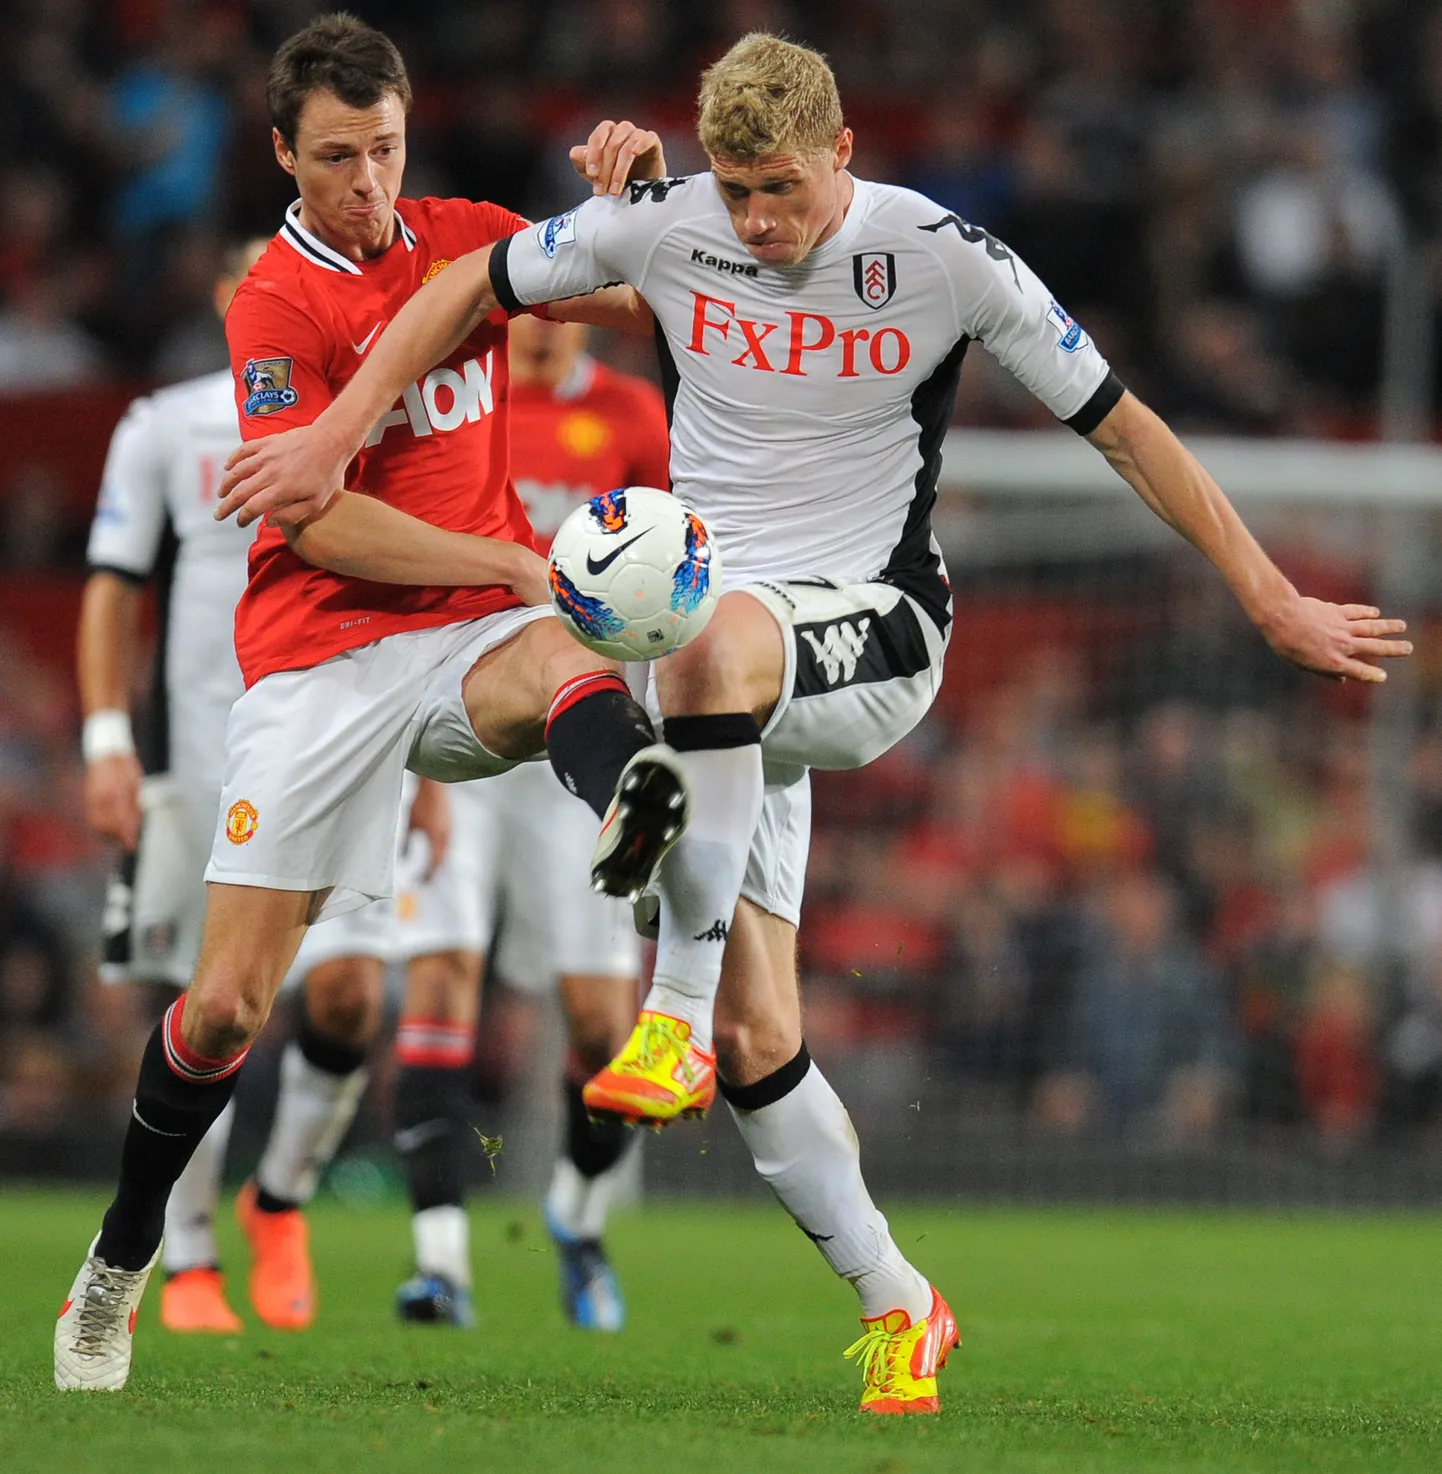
182,981,269,1059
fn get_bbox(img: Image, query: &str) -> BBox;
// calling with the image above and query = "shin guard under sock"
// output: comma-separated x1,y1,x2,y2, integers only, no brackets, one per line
645,714,764,1052
722,1044,932,1322
545,673,655,819
394,1058,474,1213
254,1010,369,1213
97,997,248,1271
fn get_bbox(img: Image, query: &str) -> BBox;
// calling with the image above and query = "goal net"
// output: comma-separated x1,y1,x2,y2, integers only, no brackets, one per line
786,428,1442,1205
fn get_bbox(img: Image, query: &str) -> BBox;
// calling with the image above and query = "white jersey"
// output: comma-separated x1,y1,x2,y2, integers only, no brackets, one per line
492,174,1121,610
85,371,254,792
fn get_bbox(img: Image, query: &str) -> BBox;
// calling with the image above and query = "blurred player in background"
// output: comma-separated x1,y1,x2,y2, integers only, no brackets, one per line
391,312,670,1331
77,238,449,1335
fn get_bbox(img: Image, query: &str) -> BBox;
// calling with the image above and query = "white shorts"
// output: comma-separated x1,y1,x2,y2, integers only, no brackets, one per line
395,763,639,992
100,774,217,987
653,574,949,930
204,610,552,923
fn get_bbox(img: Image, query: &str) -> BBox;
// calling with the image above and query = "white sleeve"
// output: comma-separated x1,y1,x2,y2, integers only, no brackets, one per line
86,395,169,578
936,218,1119,431
490,180,682,308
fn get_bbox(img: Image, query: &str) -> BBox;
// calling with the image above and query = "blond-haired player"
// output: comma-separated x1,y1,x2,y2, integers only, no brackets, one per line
215,33,1410,1413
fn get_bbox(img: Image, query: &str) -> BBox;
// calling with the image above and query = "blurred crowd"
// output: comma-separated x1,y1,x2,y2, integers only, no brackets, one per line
804,549,1442,1153
1,0,1442,429
6,0,1442,1178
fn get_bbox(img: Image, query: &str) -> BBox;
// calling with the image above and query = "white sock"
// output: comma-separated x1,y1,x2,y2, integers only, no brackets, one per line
647,735,764,1053
163,1099,235,1274
413,1204,471,1288
255,1042,368,1207
545,1135,641,1242
727,1055,932,1323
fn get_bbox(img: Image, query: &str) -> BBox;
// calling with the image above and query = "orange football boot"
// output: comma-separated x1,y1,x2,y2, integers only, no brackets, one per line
160,1267,243,1333
844,1286,960,1414
582,1011,716,1125
236,1181,315,1329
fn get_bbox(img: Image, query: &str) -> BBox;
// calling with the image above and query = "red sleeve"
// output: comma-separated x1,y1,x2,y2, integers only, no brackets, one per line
621,378,672,490
225,281,336,442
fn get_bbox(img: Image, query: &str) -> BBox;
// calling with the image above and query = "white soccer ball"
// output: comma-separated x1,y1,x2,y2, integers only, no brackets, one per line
547,486,722,661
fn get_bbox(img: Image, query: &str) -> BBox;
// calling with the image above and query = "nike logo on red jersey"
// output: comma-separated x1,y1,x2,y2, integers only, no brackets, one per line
351,323,382,354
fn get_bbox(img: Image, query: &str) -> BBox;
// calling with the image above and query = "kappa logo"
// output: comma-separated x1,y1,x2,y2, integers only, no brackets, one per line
225,800,259,845
690,246,759,278
799,618,872,686
693,919,729,943
853,252,896,309
919,213,1022,289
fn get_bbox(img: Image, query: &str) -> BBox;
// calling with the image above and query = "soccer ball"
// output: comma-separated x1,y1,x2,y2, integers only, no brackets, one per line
547,487,722,661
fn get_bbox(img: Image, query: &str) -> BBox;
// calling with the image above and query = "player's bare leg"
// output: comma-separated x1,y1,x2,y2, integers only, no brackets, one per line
239,954,383,1330
584,592,782,1122
544,973,640,1330
394,946,483,1327
57,884,317,1389
714,899,959,1414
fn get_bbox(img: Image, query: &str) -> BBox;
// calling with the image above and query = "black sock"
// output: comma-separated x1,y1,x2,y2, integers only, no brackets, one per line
96,1009,245,1271
546,673,654,819
394,1063,473,1212
563,1078,628,1179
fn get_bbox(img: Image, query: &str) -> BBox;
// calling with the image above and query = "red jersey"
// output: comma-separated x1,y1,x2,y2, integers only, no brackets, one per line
226,197,538,686
509,356,671,555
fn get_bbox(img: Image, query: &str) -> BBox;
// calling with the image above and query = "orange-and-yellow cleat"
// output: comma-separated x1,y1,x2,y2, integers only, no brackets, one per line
160,1267,243,1334
582,1011,716,1126
844,1286,960,1414
236,1181,315,1330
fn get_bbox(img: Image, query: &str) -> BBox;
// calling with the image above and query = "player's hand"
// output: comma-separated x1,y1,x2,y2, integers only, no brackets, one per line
570,120,666,196
407,778,451,879
1260,597,1411,682
508,546,553,606
216,422,352,529
84,754,143,850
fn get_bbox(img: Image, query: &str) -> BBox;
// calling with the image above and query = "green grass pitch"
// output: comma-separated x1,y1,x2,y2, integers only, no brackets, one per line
3,1189,1440,1473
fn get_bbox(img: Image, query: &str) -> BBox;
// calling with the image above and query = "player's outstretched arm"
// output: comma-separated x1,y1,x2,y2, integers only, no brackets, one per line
1088,391,1412,682
283,488,550,605
76,571,145,849
217,246,505,528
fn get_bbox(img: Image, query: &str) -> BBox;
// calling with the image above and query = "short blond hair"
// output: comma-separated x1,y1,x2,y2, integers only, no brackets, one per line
697,33,844,163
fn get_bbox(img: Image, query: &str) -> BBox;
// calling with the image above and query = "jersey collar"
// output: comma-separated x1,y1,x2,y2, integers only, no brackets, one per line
279,200,417,275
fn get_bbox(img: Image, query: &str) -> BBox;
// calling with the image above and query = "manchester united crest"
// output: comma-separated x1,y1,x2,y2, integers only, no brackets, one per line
852,252,897,310
225,799,259,845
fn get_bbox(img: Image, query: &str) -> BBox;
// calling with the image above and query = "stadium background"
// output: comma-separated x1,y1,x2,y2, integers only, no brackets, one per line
3,0,1442,1211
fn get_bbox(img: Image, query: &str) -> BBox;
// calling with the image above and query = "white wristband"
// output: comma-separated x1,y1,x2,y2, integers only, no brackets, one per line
82,709,136,764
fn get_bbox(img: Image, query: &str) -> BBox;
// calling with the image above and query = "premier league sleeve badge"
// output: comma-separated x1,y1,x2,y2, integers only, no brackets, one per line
241,357,300,416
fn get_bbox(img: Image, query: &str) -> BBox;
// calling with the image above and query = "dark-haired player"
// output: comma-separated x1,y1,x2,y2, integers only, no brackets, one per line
56,12,673,1390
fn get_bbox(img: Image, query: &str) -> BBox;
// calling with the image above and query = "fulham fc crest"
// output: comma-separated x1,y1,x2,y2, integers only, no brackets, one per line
853,252,896,310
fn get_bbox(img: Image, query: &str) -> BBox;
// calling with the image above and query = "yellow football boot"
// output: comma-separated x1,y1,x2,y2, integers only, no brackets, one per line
582,1011,716,1126
844,1286,960,1414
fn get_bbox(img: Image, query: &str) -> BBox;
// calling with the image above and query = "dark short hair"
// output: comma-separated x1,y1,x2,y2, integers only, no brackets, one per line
267,12,412,146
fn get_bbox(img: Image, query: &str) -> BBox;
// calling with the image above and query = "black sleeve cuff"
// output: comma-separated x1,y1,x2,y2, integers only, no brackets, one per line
87,562,149,585
489,233,522,314
1064,369,1126,436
